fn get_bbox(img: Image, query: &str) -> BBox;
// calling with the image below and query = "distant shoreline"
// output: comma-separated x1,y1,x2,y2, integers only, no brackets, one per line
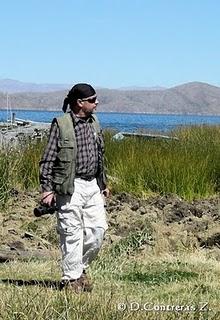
1,108,220,117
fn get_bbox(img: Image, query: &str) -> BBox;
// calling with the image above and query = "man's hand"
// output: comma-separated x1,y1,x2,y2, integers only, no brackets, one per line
41,191,55,206
102,187,111,198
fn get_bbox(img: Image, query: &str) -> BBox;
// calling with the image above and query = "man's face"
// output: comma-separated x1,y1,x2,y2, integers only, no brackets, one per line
80,94,99,115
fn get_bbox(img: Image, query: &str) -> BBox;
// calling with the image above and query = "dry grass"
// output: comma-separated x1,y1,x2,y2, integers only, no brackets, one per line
1,242,220,319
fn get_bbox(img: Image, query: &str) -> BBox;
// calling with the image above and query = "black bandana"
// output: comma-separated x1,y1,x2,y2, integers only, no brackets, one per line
63,83,96,112
70,83,96,99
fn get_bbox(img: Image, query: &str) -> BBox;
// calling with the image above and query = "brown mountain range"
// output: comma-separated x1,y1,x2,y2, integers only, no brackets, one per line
0,81,220,115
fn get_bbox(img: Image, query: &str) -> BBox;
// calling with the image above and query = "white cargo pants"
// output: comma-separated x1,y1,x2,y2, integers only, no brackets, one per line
56,178,108,280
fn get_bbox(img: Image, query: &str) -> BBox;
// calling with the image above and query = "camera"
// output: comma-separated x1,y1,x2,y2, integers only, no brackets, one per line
33,204,58,217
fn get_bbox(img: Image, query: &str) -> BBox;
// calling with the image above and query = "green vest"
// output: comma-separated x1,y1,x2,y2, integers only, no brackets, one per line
52,113,101,195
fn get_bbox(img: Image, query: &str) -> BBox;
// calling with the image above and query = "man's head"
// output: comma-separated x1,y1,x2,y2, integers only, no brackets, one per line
62,83,98,116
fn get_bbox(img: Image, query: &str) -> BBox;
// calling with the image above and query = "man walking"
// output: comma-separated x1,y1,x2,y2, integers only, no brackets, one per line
39,83,109,292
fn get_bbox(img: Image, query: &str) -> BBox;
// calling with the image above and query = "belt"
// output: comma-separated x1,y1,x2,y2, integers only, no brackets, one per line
75,175,95,181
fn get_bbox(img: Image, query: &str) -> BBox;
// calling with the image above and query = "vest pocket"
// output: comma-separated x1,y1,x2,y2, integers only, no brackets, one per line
57,148,73,162
53,166,69,185
53,139,76,194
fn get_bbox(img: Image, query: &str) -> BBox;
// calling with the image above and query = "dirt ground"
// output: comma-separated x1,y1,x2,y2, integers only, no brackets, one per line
1,191,220,262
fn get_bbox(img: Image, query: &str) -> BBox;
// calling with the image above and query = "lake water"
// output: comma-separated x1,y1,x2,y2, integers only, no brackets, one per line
1,109,220,132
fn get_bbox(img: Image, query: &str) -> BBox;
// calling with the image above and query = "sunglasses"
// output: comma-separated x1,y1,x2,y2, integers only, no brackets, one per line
81,96,97,103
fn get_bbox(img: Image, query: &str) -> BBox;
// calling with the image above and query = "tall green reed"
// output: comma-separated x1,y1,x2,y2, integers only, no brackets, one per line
0,138,46,207
14,139,46,190
104,125,220,200
0,149,11,207
1,125,220,207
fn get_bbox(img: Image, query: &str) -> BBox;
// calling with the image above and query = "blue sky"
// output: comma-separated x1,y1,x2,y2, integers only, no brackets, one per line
0,0,219,88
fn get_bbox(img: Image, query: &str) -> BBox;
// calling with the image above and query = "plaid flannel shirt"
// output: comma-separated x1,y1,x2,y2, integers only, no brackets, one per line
40,112,99,192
